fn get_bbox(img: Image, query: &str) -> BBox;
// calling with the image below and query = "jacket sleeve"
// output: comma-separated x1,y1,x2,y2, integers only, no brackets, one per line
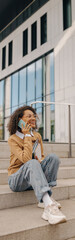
8,136,33,164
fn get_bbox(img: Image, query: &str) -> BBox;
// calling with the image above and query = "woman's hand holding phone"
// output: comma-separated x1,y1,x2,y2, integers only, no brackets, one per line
18,119,31,135
21,122,31,135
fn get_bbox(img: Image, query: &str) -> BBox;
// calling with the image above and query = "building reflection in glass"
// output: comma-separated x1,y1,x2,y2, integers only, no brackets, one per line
36,59,43,137
19,68,26,106
11,72,19,113
27,63,35,105
1,51,55,141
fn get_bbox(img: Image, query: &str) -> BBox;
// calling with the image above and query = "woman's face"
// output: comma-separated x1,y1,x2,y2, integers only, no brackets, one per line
21,109,36,128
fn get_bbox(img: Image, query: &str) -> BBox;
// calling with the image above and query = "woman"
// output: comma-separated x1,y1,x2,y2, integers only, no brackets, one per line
7,105,66,225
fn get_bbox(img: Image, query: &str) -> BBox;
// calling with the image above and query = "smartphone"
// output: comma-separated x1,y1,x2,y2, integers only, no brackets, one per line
18,119,26,129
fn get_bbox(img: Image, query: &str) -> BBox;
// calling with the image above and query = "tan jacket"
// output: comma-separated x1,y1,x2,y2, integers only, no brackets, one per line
8,131,44,176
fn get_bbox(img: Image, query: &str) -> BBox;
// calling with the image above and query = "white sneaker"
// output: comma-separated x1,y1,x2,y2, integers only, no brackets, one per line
42,205,67,225
38,197,61,209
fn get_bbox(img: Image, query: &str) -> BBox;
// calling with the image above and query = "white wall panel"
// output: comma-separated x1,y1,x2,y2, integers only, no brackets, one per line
72,0,75,22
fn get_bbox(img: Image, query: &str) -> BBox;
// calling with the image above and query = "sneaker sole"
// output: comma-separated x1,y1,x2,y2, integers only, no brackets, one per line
42,213,67,225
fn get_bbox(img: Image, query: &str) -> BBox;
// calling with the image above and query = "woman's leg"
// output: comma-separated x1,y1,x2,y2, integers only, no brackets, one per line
8,158,67,224
8,159,52,202
38,154,61,208
40,153,60,187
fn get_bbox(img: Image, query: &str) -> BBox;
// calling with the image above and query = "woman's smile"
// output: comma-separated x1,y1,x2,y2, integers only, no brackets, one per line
29,120,36,127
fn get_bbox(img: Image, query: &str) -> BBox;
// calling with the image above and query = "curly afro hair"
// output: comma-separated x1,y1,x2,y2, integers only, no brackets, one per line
7,105,36,135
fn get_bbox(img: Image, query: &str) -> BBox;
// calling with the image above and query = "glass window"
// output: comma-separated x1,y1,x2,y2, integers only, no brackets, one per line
5,76,11,118
27,63,35,105
0,80,4,139
63,0,72,30
51,120,55,142
50,52,55,111
23,28,28,56
11,72,19,112
36,59,42,111
2,46,6,70
5,76,11,140
8,41,13,66
36,59,42,99
19,68,26,105
36,59,43,138
31,21,37,51
50,51,55,142
41,13,47,45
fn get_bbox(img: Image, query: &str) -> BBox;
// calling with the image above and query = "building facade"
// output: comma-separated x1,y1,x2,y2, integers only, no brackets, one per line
0,0,75,143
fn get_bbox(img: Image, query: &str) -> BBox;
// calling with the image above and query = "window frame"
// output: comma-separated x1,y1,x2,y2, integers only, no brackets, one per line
23,28,28,57
2,46,6,70
31,21,37,51
40,13,47,45
63,0,72,30
8,41,13,66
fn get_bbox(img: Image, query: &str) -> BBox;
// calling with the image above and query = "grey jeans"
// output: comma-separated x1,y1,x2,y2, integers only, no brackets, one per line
8,154,60,202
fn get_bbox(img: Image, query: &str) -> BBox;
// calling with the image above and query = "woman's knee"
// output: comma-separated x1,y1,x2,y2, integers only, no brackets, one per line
52,154,60,167
48,153,60,167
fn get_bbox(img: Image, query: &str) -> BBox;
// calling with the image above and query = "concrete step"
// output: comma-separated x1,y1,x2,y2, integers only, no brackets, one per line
0,179,75,210
0,142,73,158
0,165,75,184
67,239,75,240
0,199,75,240
0,159,10,169
0,170,8,184
60,158,75,167
0,141,75,157
57,166,75,179
0,150,68,158
43,144,68,157
0,151,10,159
1,158,75,169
